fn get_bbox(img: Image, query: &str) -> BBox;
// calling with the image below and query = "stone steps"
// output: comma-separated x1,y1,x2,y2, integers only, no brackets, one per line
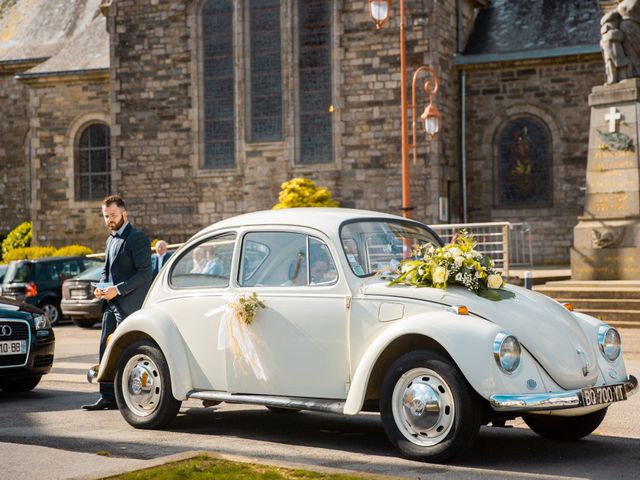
534,281,640,328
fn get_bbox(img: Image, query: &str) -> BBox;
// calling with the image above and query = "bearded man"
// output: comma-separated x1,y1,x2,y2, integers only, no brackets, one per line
82,194,152,410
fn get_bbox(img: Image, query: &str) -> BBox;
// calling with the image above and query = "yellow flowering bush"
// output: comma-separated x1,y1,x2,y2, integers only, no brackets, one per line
389,231,515,301
273,178,339,209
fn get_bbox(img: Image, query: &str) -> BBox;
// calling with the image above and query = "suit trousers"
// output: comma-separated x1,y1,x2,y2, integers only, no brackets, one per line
99,302,124,401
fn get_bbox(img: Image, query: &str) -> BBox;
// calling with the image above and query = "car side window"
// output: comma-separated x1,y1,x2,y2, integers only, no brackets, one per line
59,260,82,281
35,263,61,283
169,233,236,288
239,232,337,287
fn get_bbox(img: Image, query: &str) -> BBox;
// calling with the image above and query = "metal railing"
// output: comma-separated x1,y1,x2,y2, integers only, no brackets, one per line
429,222,532,277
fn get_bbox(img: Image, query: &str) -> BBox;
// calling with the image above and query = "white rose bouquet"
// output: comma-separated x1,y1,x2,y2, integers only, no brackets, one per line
389,230,515,301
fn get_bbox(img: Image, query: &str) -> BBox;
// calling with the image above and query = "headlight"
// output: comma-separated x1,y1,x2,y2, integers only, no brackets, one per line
34,314,51,330
493,332,521,374
598,325,621,362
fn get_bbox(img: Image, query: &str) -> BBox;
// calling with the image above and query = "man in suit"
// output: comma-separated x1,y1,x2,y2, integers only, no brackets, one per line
82,194,152,410
151,239,172,279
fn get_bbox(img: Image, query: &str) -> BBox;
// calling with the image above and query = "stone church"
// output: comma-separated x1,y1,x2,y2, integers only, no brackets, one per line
0,0,607,264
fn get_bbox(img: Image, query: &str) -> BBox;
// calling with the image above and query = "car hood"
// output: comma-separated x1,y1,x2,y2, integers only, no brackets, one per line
362,281,599,390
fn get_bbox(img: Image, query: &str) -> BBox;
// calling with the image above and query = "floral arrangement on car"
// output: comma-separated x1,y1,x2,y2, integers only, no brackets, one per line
219,293,267,380
389,230,515,301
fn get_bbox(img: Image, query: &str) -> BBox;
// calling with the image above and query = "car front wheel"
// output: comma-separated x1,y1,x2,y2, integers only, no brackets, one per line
380,350,482,463
115,340,181,429
523,408,607,440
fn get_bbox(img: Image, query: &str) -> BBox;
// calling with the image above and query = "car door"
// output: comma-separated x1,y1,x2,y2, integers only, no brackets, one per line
226,229,351,399
153,232,237,391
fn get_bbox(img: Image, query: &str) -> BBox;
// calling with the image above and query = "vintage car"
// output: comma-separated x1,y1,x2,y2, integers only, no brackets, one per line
96,208,637,462
0,296,55,392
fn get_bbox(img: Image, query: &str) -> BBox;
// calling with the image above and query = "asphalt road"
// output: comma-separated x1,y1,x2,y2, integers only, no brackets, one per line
1,323,640,480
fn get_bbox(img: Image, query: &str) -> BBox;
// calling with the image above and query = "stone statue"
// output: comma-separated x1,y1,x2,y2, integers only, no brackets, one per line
600,0,640,84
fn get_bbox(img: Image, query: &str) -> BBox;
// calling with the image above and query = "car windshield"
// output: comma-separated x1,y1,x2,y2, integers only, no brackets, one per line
340,220,442,277
2,262,31,284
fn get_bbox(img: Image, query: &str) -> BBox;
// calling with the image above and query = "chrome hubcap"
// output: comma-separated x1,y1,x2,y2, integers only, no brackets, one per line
42,304,59,324
392,368,455,446
122,354,161,417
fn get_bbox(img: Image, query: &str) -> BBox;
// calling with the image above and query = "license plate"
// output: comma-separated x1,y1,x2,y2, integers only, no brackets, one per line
0,340,27,355
581,383,627,407
70,289,87,299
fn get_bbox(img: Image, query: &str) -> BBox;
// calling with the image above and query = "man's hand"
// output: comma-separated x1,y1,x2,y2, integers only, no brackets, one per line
95,286,119,301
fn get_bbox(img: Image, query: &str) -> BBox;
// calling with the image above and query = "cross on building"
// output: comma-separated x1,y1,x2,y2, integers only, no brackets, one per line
604,107,622,133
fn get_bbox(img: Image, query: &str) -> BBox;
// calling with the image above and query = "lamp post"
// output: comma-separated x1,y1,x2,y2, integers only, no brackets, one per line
368,0,441,219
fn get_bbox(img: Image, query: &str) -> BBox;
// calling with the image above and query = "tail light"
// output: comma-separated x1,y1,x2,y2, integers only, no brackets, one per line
25,282,38,298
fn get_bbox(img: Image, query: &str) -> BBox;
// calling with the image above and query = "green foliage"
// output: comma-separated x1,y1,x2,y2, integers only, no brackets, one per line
2,221,32,259
273,178,339,209
3,244,93,262
4,246,56,262
54,245,94,257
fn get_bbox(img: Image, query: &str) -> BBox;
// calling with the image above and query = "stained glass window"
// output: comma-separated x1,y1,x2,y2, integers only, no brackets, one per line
249,0,282,142
298,0,333,164
76,123,110,201
496,117,552,208
202,0,235,168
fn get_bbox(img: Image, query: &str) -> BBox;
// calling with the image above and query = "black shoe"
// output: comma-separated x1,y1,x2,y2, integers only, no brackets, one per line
82,397,117,410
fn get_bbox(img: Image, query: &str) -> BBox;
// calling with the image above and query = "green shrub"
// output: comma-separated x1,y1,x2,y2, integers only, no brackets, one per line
54,245,93,257
2,221,32,259
4,246,56,262
272,178,339,209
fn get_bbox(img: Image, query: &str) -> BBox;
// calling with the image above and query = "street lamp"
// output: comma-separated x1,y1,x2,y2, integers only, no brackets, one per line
368,0,440,218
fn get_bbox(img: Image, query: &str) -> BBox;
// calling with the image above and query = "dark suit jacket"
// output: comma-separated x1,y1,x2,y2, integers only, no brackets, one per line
151,251,172,278
100,223,152,318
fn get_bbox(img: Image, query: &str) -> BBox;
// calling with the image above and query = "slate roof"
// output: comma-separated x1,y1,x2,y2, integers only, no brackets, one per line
462,0,602,61
0,0,108,74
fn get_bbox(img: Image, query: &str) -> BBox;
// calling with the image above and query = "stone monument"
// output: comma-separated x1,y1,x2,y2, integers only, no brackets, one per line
571,0,640,280
571,79,640,279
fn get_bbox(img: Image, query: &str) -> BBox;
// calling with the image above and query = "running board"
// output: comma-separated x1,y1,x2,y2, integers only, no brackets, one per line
187,390,346,414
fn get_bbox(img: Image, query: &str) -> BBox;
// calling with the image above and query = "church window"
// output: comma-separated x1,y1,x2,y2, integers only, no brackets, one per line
495,116,552,208
248,0,283,142
76,123,111,201
297,0,333,164
202,0,235,168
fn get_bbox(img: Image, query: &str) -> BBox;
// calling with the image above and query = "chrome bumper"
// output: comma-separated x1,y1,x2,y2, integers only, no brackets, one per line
489,375,638,412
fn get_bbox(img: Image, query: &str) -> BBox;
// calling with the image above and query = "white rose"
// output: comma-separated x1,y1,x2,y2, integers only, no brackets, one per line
450,247,462,257
433,266,449,284
454,256,464,266
487,274,503,289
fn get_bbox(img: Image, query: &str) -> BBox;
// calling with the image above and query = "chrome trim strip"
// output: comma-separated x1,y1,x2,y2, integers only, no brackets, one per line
187,390,345,414
490,375,638,412
0,319,31,369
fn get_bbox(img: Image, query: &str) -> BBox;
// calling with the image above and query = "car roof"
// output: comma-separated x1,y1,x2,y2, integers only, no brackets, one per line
200,208,418,237
11,256,92,264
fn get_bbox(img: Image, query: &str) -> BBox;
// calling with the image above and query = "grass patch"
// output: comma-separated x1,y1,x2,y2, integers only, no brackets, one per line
105,455,390,480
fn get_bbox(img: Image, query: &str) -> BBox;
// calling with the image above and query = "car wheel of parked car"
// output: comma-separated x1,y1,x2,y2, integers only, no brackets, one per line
380,350,482,463
41,302,61,325
115,340,182,429
523,408,607,440
0,375,42,392
71,318,97,328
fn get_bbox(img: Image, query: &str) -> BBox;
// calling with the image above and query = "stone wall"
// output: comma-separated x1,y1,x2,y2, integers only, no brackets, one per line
463,57,604,264
105,0,462,247
24,74,110,250
0,67,30,238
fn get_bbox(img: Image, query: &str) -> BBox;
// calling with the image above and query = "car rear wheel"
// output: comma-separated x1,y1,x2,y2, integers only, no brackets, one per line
380,350,482,463
0,375,42,392
523,408,607,440
41,302,61,325
115,340,181,429
72,318,97,328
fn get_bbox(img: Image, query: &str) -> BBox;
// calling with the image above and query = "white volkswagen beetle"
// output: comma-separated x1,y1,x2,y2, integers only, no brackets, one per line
97,208,637,462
